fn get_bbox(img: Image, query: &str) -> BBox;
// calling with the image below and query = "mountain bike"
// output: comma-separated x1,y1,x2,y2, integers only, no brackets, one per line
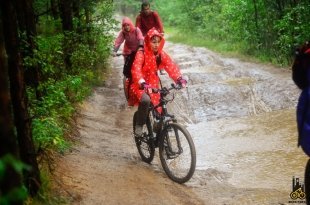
133,83,196,183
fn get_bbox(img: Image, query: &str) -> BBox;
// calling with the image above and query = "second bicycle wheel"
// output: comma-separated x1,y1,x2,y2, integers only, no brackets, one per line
133,111,155,163
159,123,196,183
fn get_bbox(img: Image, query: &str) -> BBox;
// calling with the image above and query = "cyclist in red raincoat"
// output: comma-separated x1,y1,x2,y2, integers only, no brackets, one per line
129,28,187,136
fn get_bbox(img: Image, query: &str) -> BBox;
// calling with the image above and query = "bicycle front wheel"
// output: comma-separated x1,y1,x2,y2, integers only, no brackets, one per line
159,123,196,183
133,111,155,163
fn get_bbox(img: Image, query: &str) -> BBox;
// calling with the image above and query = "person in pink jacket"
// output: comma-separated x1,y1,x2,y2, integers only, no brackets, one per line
113,17,144,100
129,28,187,136
113,17,144,57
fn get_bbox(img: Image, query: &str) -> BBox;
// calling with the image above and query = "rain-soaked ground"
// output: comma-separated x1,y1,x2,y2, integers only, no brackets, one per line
54,40,309,205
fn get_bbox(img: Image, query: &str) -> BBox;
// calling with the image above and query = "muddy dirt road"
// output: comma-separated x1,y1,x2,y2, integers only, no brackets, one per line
55,41,309,205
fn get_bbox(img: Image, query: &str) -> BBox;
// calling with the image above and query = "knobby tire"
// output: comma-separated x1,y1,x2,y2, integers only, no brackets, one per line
159,123,196,183
133,111,155,163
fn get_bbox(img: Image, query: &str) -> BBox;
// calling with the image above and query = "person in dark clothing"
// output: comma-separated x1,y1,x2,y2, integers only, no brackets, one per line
292,41,310,205
135,1,164,36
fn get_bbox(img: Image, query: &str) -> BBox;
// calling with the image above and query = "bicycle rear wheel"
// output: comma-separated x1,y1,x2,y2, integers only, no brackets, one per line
159,123,196,183
133,111,155,163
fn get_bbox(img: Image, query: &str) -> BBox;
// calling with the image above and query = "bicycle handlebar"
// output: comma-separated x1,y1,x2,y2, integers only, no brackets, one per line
143,83,183,95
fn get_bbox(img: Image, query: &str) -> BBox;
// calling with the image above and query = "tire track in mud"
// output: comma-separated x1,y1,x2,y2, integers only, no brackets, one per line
54,41,308,205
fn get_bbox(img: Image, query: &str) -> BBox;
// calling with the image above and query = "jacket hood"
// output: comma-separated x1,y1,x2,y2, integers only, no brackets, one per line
144,27,165,54
121,17,135,33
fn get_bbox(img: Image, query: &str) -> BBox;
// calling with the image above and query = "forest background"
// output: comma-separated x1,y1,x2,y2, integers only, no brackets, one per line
117,0,310,65
0,0,309,204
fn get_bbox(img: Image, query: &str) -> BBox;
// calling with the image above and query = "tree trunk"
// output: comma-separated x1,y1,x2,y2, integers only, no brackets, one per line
0,16,23,205
1,1,41,196
15,0,43,99
274,0,283,16
51,0,58,19
85,7,93,49
253,0,259,35
73,0,82,35
59,0,73,31
59,0,73,70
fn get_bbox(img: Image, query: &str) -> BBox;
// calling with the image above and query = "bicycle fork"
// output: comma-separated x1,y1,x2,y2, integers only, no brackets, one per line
163,124,183,159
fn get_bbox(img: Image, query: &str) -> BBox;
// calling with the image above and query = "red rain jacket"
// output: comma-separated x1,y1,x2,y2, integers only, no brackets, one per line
128,28,181,108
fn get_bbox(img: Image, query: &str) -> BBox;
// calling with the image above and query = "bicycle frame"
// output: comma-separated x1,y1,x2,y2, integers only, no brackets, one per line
145,84,181,143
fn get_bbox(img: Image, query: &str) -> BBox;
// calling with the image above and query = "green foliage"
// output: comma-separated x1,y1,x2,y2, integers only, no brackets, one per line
0,186,28,205
30,74,93,152
274,2,310,63
22,1,115,156
129,0,310,66
152,0,186,27
24,34,64,81
33,0,50,17
25,1,115,155
32,117,66,151
71,43,97,70
0,155,30,205
24,169,69,205
36,18,63,36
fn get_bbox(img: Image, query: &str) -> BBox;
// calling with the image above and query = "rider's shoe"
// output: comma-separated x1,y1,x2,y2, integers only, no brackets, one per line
135,124,143,137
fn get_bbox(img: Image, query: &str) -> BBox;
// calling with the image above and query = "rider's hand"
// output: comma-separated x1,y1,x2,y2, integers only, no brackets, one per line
176,77,187,88
140,82,151,90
